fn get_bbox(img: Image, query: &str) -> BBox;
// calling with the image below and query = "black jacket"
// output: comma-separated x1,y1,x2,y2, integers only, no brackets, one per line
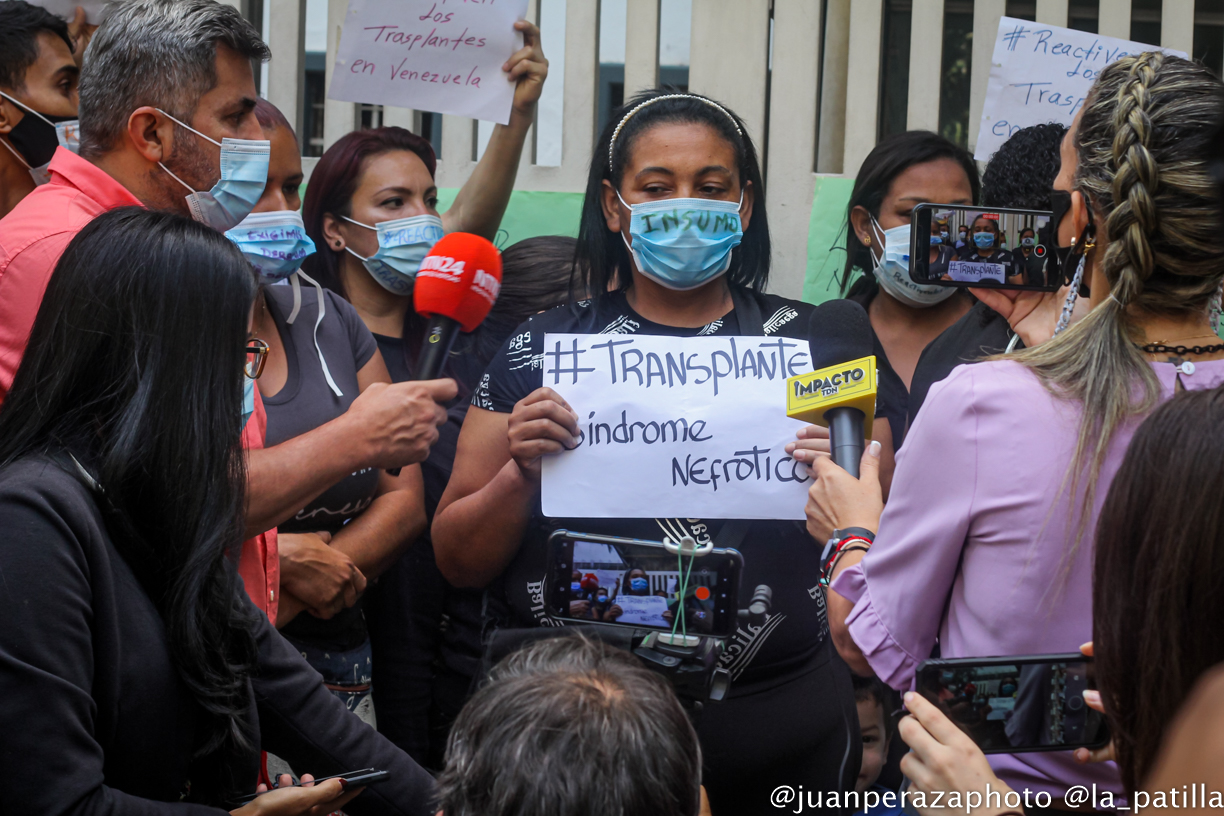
0,455,436,815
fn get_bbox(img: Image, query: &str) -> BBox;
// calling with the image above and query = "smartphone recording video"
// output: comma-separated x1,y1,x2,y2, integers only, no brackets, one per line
909,203,1062,292
547,530,742,637
915,654,1110,754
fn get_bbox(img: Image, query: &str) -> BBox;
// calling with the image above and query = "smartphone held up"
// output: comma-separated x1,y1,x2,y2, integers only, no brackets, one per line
909,203,1065,292
914,654,1110,754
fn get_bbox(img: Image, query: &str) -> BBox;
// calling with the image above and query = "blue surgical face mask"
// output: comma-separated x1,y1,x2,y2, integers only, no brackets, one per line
226,210,317,284
618,192,744,291
929,235,943,246
1001,683,1017,696
343,214,444,296
241,377,255,431
630,577,649,592
973,231,995,249
869,216,956,308
939,230,949,240
156,109,269,232
571,582,582,592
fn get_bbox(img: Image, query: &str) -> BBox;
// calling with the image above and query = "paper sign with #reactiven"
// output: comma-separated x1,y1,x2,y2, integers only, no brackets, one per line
539,334,815,521
328,0,528,125
974,17,1185,162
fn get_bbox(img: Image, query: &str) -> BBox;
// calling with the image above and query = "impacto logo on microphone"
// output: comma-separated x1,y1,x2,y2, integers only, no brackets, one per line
786,355,878,435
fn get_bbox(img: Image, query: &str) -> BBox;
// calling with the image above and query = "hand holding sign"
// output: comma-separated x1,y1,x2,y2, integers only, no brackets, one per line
504,20,549,119
329,0,533,125
508,387,580,481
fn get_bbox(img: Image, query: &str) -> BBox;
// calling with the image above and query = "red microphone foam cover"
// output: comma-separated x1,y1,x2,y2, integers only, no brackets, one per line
413,232,503,333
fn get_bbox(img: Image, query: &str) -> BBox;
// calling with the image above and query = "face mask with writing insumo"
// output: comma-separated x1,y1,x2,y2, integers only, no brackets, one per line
868,216,956,308
343,214,445,296
156,109,269,232
619,192,744,291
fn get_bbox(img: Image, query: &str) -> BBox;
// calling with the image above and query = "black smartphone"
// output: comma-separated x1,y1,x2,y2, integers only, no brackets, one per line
226,768,389,807
909,203,1064,292
546,529,742,637
915,654,1110,754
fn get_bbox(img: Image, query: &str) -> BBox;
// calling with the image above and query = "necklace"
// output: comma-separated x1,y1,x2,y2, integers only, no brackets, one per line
1137,335,1224,356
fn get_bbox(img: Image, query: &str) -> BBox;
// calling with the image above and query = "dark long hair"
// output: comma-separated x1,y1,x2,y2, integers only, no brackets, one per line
1093,386,1224,795
301,126,438,371
576,90,770,302
839,130,980,295
0,207,259,760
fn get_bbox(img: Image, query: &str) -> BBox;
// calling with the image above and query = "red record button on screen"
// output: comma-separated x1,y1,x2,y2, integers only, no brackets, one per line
695,586,711,601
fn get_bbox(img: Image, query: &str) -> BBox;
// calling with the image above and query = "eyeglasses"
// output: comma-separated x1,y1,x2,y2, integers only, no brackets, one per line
245,338,269,379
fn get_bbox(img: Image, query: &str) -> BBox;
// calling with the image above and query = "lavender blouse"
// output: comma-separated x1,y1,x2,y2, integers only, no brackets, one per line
831,357,1224,799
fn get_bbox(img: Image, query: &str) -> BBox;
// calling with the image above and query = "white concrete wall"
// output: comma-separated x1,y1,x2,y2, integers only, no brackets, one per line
264,0,1169,299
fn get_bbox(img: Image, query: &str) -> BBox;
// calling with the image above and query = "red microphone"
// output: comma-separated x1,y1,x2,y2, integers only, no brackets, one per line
411,232,502,380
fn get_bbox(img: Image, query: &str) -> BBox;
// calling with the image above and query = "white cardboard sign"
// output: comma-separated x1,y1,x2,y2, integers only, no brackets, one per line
975,17,1184,162
539,334,814,520
328,0,528,125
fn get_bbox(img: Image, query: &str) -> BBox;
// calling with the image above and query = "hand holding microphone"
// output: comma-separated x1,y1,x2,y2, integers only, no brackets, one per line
385,233,503,475
783,301,885,543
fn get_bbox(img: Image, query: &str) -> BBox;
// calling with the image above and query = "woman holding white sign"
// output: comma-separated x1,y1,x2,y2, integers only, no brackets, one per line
434,90,879,814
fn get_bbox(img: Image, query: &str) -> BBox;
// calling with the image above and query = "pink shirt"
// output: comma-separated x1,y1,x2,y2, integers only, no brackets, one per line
0,147,279,621
0,148,141,397
832,357,1224,800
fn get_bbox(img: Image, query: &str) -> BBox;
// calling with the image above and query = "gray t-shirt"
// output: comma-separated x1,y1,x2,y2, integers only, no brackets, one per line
263,285,380,650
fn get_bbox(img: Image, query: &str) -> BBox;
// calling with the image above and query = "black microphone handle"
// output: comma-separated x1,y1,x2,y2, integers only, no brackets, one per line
389,315,461,476
826,407,865,479
414,314,462,381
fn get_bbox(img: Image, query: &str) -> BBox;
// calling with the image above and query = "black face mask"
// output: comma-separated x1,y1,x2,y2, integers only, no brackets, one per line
2,96,73,168
1048,188,1094,286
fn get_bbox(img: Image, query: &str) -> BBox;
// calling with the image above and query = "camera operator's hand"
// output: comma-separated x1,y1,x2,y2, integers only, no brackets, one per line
970,283,1088,350
1073,642,1116,764
899,692,1017,816
277,532,366,624
569,600,591,619
507,388,579,481
805,441,884,543
343,379,456,470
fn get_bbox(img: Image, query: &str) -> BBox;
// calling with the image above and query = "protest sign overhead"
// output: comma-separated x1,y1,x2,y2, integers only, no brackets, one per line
328,0,528,125
974,17,1186,162
539,333,816,520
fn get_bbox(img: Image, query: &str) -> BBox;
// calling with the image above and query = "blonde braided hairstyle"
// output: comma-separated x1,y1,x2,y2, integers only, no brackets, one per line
1010,52,1224,551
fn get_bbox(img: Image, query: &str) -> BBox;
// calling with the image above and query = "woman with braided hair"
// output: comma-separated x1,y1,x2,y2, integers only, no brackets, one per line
806,51,1224,806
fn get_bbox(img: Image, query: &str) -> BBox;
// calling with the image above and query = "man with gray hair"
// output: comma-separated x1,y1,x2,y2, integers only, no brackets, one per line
0,0,268,395
435,634,705,816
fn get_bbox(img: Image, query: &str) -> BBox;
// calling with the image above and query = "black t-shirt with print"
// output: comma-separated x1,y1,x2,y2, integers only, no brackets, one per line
471,288,895,689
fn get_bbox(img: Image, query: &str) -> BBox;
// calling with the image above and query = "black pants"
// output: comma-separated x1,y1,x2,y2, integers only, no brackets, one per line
697,639,861,816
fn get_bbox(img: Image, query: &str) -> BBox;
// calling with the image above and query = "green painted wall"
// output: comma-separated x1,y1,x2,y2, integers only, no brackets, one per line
437,188,585,249
802,176,856,305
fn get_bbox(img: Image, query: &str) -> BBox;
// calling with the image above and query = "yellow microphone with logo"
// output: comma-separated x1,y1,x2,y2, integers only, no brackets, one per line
786,301,877,478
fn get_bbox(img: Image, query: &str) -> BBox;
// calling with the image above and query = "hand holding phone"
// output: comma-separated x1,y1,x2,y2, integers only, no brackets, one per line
898,691,1019,808
228,777,356,816
227,769,388,811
